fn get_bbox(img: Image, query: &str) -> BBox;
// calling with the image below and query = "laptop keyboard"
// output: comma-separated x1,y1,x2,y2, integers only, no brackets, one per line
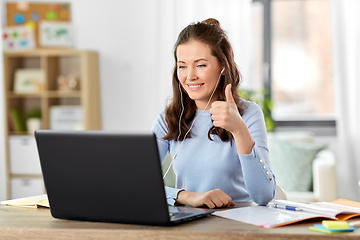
169,212,193,218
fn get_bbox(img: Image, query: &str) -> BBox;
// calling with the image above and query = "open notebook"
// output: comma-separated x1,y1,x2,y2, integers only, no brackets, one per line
213,198,360,228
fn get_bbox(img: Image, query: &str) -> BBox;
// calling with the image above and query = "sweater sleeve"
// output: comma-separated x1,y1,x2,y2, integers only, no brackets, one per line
238,102,276,206
150,111,184,206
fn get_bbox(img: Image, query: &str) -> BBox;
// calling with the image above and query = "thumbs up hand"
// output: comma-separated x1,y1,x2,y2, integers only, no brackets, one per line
210,84,243,134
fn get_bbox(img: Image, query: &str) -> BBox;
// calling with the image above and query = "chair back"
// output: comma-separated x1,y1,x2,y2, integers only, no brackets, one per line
274,185,287,200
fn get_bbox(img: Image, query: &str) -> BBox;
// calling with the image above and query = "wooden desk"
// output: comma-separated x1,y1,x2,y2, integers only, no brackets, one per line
1,205,360,240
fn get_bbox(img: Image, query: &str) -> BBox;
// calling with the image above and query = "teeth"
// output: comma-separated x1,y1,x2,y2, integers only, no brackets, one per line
189,85,202,88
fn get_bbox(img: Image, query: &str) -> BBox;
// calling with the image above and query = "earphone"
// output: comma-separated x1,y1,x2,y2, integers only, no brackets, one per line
163,67,225,179
221,67,225,74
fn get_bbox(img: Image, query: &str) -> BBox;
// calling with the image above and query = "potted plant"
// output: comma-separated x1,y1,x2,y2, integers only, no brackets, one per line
238,89,275,132
26,108,42,134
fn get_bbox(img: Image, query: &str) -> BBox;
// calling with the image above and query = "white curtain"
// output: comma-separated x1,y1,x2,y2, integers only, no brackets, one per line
331,0,360,201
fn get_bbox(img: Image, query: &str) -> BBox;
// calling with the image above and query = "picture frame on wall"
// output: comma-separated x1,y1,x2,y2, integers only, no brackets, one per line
39,21,74,47
3,26,35,51
6,2,72,48
13,69,44,94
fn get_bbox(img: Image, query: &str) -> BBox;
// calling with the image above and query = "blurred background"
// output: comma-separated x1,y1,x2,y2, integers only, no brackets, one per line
0,0,359,203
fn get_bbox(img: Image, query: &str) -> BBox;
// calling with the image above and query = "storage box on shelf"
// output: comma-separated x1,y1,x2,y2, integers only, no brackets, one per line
3,49,102,199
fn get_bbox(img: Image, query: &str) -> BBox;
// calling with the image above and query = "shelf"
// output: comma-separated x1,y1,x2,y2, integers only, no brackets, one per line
3,49,102,199
3,49,88,57
10,174,43,179
7,93,42,98
8,132,33,136
7,91,81,98
46,91,81,98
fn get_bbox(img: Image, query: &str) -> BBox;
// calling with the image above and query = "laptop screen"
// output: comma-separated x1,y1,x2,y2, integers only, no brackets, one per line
35,130,172,225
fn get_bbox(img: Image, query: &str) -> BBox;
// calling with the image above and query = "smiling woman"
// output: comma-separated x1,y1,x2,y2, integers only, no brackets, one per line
166,18,244,143
150,18,276,209
176,41,224,110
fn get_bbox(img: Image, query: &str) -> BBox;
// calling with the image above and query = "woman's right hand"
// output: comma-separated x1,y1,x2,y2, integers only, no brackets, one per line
176,189,236,209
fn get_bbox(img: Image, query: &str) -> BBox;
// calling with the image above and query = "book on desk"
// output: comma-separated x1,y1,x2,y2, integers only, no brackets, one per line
1,194,49,208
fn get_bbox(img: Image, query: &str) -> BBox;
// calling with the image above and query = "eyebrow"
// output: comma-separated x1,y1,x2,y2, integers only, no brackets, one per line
177,58,208,64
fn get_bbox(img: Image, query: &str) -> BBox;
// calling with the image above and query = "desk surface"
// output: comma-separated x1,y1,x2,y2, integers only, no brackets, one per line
1,205,360,240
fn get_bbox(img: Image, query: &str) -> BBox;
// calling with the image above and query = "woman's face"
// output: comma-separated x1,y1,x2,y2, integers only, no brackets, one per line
176,40,223,110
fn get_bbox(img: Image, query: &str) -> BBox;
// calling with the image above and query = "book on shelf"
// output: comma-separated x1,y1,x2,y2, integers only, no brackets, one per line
7,111,14,132
9,108,27,132
213,198,360,228
1,194,49,208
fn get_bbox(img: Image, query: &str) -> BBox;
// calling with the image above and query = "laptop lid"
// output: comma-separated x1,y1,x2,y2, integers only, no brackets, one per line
35,130,213,225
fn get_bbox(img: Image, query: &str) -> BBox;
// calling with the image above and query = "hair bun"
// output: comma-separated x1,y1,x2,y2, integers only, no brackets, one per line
202,18,220,27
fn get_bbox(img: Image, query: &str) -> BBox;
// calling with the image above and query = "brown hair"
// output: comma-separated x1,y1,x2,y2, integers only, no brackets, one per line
163,18,244,143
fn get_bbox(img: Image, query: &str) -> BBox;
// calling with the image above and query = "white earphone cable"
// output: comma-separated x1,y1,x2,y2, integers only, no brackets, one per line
163,68,224,179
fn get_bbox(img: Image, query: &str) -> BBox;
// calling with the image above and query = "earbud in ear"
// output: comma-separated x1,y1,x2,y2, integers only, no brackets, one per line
221,68,225,74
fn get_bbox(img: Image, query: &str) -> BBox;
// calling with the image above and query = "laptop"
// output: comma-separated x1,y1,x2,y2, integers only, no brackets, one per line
34,130,214,225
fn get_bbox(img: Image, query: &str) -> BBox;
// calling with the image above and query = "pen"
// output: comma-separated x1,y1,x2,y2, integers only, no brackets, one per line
268,203,302,211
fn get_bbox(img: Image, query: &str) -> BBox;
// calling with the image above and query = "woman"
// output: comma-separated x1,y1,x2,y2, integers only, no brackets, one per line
151,18,275,208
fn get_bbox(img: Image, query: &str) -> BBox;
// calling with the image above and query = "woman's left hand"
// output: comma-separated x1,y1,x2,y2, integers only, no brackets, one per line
210,84,243,134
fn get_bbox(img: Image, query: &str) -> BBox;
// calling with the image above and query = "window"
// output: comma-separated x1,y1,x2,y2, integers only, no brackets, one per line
252,0,336,129
252,1,265,92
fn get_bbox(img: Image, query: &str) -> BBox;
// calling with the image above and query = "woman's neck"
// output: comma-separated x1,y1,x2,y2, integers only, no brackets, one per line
195,98,217,111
